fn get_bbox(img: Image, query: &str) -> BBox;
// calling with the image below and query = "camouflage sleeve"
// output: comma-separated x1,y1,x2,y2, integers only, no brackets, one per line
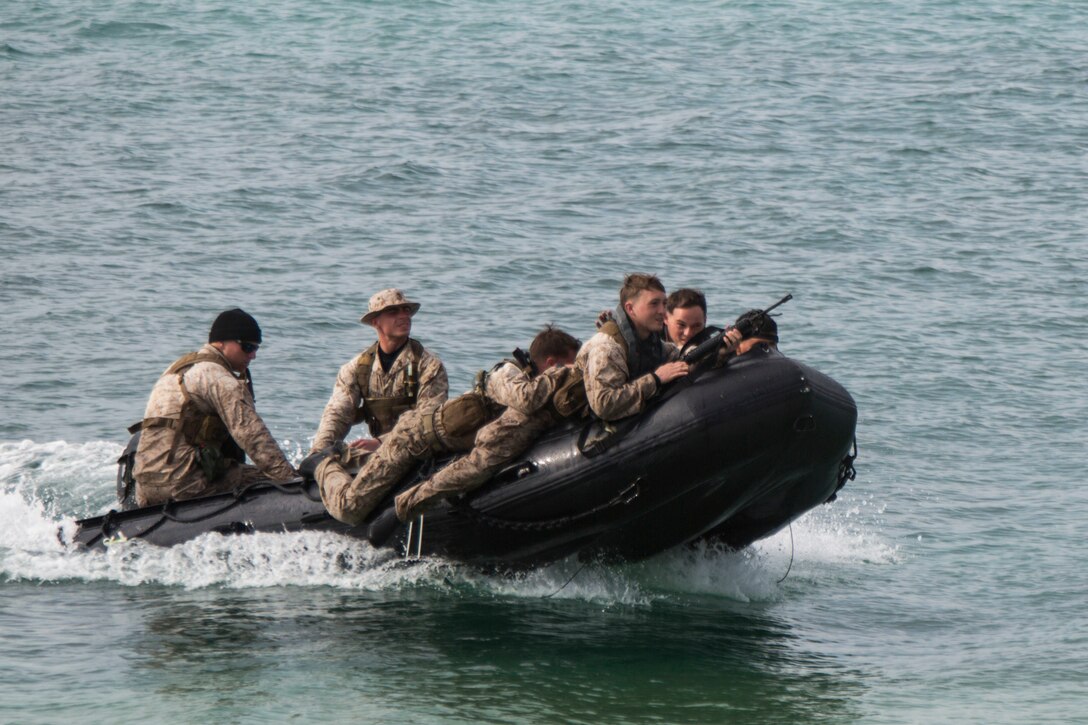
579,333,659,421
415,349,449,409
485,361,558,414
310,358,363,452
201,366,297,480
665,342,681,362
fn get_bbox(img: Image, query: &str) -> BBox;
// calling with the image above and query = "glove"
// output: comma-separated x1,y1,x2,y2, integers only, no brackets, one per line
298,441,346,480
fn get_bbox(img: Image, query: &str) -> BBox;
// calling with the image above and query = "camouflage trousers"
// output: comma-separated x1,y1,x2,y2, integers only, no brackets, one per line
135,460,264,507
316,405,476,526
394,407,555,521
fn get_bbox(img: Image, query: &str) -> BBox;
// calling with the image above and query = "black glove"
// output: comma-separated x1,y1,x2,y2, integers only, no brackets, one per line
298,441,345,480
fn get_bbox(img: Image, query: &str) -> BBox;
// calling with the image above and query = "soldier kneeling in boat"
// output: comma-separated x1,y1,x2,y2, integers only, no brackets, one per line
131,309,297,507
311,326,581,526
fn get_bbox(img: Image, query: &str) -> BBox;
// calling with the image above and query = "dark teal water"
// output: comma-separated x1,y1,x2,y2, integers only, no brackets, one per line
3,1,1086,722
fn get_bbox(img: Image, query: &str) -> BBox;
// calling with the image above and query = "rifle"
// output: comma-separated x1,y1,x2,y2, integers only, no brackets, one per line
511,347,540,376
682,293,793,364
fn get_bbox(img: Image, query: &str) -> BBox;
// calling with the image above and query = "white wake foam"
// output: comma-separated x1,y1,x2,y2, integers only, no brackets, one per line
2,439,894,604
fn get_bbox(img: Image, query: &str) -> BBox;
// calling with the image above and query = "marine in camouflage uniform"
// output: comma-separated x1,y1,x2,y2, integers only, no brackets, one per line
319,327,582,526
393,330,584,522
578,303,681,421
392,396,562,522
133,309,297,507
310,288,449,452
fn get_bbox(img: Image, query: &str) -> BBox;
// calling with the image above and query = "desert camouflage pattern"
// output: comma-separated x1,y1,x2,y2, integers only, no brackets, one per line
394,405,555,521
134,344,296,506
360,287,421,324
316,405,443,525
485,361,561,414
310,343,447,452
317,363,571,525
575,331,679,421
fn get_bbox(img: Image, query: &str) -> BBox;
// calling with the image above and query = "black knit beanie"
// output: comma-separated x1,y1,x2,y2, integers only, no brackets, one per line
208,308,262,343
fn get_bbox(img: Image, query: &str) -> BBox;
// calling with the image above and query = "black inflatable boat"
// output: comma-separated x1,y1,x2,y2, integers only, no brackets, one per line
67,345,857,569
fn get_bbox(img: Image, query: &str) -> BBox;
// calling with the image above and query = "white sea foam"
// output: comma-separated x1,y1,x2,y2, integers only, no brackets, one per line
0,439,121,517
2,440,891,602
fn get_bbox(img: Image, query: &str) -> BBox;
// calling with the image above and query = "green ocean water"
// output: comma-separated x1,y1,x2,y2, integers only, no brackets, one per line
2,1,1086,722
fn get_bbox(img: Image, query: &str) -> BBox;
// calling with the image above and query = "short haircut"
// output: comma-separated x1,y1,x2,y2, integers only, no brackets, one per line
666,288,707,315
529,325,581,365
619,273,666,306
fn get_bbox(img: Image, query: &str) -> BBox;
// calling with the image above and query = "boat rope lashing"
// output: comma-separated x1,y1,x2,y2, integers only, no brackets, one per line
89,477,319,546
451,477,641,532
542,561,588,599
777,522,795,584
160,496,248,524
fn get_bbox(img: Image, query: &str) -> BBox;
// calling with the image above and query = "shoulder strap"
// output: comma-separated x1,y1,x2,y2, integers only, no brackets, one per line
165,350,232,377
353,343,380,398
598,321,628,364
498,357,530,374
355,339,425,395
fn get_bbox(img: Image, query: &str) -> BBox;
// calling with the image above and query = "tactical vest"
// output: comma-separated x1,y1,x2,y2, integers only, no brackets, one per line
129,350,247,473
600,318,667,379
352,339,425,437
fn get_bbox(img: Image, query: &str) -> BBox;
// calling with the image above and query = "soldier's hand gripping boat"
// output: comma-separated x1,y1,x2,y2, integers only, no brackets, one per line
66,344,858,569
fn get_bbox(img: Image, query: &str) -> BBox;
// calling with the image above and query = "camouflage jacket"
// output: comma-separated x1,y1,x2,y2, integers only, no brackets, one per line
134,344,296,489
484,361,566,415
311,341,448,451
575,331,679,421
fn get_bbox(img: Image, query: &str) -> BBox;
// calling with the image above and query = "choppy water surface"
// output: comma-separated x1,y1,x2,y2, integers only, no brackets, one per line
2,1,1086,722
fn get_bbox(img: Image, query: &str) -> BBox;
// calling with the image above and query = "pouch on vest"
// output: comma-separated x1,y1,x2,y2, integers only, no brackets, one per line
197,445,232,484
549,368,589,420
438,392,500,441
360,396,415,437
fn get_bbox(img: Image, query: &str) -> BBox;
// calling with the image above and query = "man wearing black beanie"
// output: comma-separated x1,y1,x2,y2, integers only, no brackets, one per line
131,308,297,506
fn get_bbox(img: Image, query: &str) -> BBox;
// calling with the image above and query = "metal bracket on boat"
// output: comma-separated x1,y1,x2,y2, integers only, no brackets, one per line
827,437,858,502
404,514,425,560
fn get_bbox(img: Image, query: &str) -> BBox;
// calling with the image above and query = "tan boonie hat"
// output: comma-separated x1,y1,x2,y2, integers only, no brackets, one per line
360,288,421,325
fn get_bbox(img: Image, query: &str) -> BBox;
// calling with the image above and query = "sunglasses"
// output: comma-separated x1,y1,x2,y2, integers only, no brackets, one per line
237,341,260,354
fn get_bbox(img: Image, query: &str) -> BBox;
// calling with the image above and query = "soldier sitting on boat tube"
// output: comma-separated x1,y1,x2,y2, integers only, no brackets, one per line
131,309,298,507
309,288,448,458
